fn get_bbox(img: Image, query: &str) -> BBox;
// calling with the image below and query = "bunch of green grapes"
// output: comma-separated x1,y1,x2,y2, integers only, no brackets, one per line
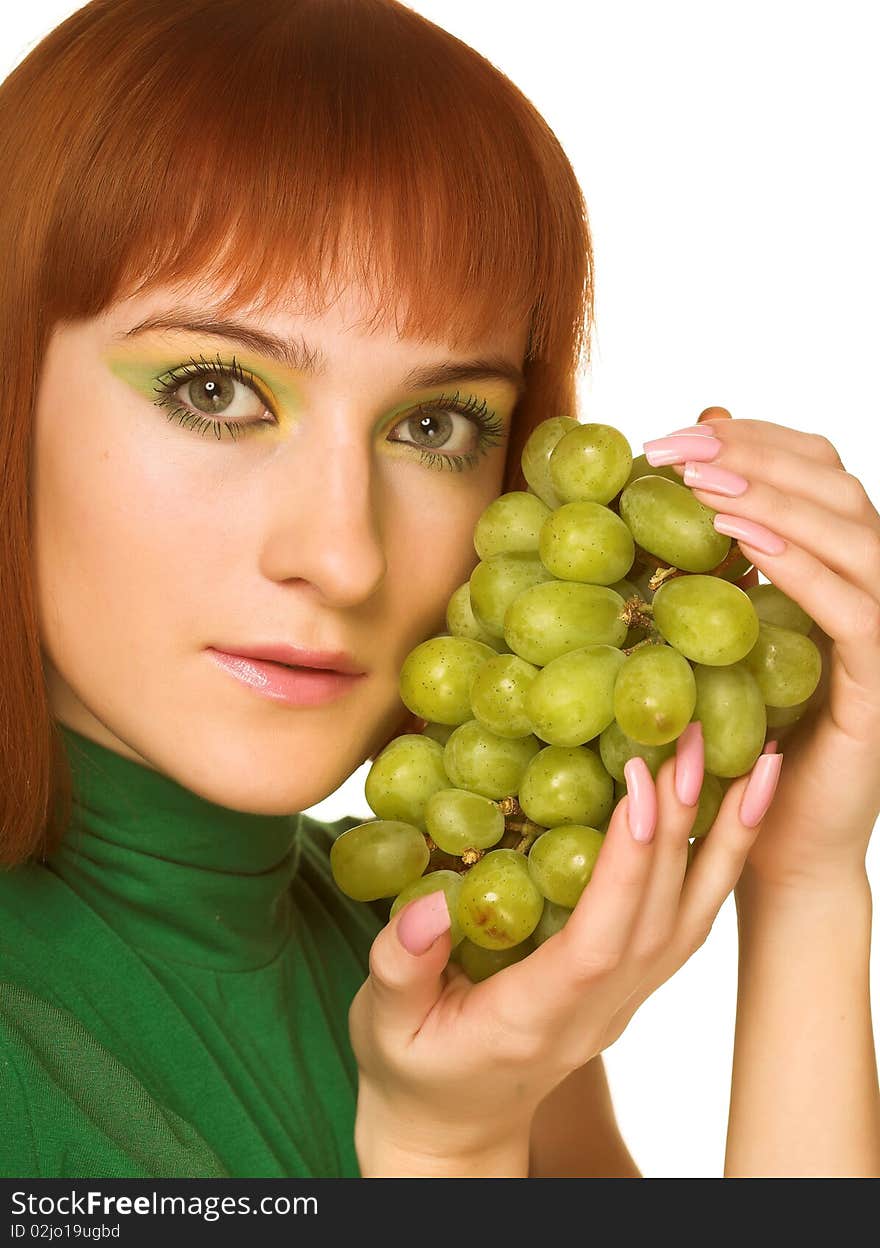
330,417,825,982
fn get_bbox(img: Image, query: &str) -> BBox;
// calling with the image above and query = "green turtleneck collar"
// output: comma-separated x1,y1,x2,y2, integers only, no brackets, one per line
44,723,302,973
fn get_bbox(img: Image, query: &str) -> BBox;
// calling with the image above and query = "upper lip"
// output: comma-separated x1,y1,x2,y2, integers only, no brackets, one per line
210,643,367,676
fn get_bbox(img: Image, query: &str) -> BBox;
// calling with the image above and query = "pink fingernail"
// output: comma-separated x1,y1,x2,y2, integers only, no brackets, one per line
674,721,704,806
643,434,723,467
739,752,784,828
712,514,787,556
683,461,749,498
396,890,451,955
665,424,719,437
764,739,778,754
624,756,657,843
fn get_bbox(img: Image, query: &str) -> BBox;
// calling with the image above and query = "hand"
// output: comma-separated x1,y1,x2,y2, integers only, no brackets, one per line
349,737,771,1176
648,406,880,888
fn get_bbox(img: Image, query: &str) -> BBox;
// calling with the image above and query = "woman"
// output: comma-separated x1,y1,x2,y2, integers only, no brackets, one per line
0,0,877,1179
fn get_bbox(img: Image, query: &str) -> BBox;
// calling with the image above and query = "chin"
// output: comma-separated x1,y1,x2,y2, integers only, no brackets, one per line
191,737,370,816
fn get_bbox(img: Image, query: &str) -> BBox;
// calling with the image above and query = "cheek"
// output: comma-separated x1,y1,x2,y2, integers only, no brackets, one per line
31,393,220,688
383,475,499,665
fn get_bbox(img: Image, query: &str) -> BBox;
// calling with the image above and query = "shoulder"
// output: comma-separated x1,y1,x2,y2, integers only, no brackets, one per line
0,982,228,1179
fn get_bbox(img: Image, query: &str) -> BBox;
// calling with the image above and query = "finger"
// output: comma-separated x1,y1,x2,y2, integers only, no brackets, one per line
668,443,877,528
622,726,703,962
674,749,782,949
662,413,848,469
681,466,880,601
481,761,658,1029
711,525,880,689
602,748,778,1031
365,892,453,1043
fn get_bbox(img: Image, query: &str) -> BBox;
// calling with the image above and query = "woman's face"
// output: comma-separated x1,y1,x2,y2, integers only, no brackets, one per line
31,279,529,813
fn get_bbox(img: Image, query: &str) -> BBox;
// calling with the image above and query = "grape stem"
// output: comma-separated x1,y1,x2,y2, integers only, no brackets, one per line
510,821,543,854
632,540,747,590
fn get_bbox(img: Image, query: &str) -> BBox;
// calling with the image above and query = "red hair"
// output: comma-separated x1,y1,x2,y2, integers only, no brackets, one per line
0,0,595,865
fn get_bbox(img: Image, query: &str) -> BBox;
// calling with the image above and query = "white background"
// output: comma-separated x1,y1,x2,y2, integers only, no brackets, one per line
5,1,879,1178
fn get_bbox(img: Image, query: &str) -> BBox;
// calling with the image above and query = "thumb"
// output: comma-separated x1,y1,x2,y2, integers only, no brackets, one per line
366,890,453,1040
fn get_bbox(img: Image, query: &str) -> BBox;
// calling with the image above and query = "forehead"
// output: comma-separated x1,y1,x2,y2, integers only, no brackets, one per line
99,275,530,357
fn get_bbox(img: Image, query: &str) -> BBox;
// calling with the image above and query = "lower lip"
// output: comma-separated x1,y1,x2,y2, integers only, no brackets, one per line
207,648,366,707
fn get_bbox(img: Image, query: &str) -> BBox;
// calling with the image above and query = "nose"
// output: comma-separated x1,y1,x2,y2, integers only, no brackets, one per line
258,412,388,607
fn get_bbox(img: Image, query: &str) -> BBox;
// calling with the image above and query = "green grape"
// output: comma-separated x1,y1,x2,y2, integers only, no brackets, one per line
520,415,579,508
742,621,822,707
531,900,573,946
746,583,814,635
470,652,540,739
518,744,614,829
613,777,628,803
391,870,466,947
652,574,760,665
548,422,633,505
598,718,676,782
524,645,626,746
690,772,725,839
424,787,506,855
452,936,534,982
330,820,430,901
365,733,450,828
619,476,731,572
538,501,636,584
399,635,497,725
446,582,508,651
422,721,456,746
623,453,681,489
527,824,605,908
766,699,810,728
503,580,627,666
613,644,697,746
456,848,545,949
444,719,542,798
469,553,555,638
692,662,766,777
474,490,552,559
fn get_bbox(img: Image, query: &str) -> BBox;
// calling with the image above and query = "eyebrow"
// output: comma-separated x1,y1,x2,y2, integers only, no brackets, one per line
115,313,527,400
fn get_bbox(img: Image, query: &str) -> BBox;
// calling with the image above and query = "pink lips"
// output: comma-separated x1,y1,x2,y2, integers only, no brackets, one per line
206,648,366,707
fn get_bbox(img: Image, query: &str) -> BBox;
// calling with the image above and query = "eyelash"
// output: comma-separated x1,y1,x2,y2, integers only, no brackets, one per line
151,353,507,471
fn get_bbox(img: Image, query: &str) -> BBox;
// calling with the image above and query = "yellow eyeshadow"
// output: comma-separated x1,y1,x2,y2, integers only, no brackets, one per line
103,340,511,441
102,346,298,413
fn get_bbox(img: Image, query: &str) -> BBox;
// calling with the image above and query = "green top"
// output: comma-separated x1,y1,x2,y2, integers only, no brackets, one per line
0,724,387,1178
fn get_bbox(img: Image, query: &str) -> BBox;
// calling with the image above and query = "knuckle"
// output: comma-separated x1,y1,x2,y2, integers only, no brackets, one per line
568,940,623,979
851,595,880,645
367,940,406,993
861,527,880,576
840,471,872,515
484,1008,543,1065
631,929,670,964
810,433,844,466
685,918,714,956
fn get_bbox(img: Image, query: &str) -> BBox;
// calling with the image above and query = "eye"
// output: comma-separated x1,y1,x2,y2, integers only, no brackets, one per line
387,392,506,471
152,354,275,439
